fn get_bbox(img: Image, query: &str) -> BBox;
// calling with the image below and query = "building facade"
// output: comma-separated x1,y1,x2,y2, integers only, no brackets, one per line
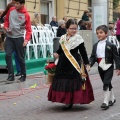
0,0,114,24
26,0,114,24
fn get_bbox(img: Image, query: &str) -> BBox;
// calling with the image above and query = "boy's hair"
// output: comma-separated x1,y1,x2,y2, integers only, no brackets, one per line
14,0,25,4
96,25,108,34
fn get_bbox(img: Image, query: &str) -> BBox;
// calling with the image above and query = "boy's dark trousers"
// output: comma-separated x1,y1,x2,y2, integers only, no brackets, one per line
4,37,26,77
98,65,114,91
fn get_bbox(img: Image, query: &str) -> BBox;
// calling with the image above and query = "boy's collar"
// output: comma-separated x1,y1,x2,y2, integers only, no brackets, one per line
99,38,107,42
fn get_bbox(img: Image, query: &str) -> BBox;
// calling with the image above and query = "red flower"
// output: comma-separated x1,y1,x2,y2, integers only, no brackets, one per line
45,63,56,74
45,63,56,69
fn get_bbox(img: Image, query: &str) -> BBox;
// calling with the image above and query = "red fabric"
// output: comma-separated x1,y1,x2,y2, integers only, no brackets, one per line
48,75,94,104
116,20,120,35
97,58,102,64
24,11,32,41
45,63,56,69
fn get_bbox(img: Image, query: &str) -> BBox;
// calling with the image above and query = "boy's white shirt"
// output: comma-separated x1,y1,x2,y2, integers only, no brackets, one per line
96,39,112,71
96,39,106,58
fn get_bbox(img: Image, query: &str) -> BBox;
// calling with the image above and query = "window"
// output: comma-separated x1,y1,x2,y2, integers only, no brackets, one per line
40,0,54,25
41,2,49,24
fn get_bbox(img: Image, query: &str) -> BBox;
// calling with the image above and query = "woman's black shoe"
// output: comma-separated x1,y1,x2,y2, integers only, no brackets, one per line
62,104,73,110
109,99,116,106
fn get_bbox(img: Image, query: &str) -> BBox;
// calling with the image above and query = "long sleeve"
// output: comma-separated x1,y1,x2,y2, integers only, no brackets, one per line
56,45,63,55
89,44,97,67
4,7,13,29
25,13,32,41
78,42,89,65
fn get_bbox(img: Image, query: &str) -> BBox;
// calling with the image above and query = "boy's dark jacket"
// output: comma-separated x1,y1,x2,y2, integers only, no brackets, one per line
89,40,120,70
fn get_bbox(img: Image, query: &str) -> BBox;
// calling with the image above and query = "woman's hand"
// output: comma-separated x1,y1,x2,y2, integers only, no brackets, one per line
85,64,90,72
54,53,59,59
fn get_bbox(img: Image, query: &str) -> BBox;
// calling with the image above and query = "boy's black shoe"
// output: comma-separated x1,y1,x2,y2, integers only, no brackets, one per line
15,72,21,76
109,99,116,106
62,104,73,110
6,76,15,84
101,103,109,110
18,75,26,82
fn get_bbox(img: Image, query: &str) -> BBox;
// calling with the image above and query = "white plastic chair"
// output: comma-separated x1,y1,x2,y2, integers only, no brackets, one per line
44,24,52,30
109,36,120,51
32,30,46,58
26,31,37,60
37,25,44,30
52,26,58,37
40,30,53,57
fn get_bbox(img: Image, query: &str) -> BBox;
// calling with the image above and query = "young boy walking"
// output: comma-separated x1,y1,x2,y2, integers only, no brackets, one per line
89,25,120,110
4,0,32,83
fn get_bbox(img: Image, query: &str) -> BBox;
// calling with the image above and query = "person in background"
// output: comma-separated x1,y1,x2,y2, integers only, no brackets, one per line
48,19,94,110
82,10,89,21
0,9,4,23
57,19,66,37
50,16,58,27
88,13,92,23
89,25,120,110
13,51,21,76
78,20,86,30
116,15,120,43
86,21,92,30
0,9,4,50
4,0,32,83
109,26,115,36
31,13,40,27
63,16,68,23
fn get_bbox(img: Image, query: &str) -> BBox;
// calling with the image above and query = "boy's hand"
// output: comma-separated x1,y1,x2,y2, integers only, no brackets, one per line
23,40,28,47
86,64,90,72
53,53,59,59
116,70,120,76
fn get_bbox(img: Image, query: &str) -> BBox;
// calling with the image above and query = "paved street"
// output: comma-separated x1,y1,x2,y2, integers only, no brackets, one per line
0,66,120,120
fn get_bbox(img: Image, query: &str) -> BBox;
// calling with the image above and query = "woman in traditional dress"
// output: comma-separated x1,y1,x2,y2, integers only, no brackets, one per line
48,19,94,110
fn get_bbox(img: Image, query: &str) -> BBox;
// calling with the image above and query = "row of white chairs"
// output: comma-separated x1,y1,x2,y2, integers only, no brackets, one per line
44,24,58,37
26,25,56,60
